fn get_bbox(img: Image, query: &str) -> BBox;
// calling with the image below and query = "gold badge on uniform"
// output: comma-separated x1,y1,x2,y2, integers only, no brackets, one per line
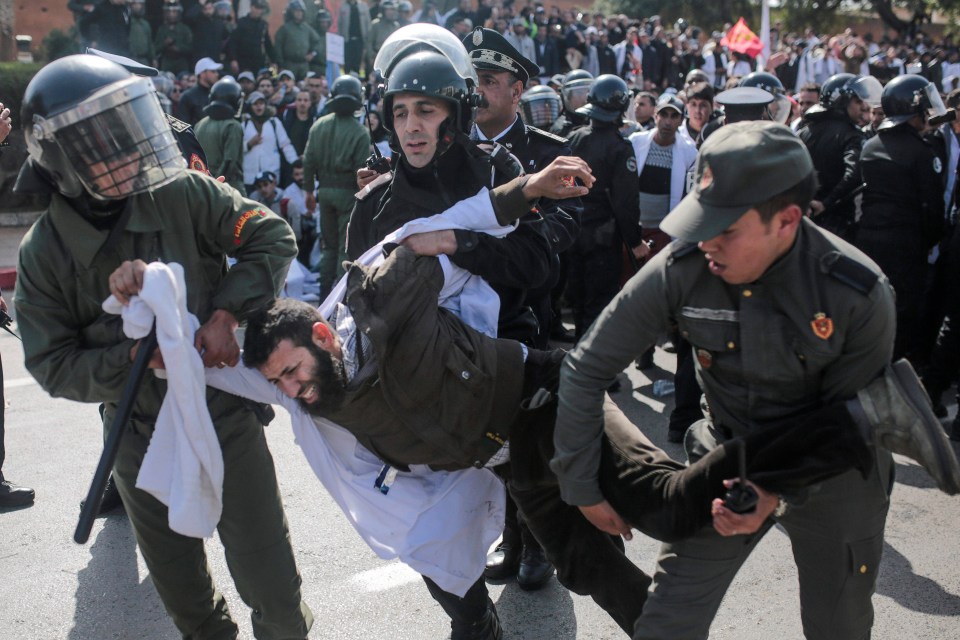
696,348,713,369
473,29,483,46
811,312,834,340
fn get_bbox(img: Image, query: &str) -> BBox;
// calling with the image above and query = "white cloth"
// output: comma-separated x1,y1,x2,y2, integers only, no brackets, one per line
630,129,698,214
325,187,515,337
208,190,518,595
102,262,224,538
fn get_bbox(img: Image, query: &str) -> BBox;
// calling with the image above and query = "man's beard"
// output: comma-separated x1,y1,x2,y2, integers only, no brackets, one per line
297,340,348,416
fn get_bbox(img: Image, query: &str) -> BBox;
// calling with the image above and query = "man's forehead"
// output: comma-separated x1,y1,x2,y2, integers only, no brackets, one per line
261,339,299,376
392,93,448,109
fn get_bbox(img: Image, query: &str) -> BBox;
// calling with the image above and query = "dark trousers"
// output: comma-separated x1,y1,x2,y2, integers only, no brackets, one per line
422,574,490,632
667,337,702,437
507,354,871,635
567,239,622,338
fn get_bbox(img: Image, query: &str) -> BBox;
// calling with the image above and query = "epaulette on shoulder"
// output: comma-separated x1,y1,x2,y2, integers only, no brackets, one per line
527,126,568,145
166,114,192,133
820,251,879,295
666,239,699,265
354,171,393,201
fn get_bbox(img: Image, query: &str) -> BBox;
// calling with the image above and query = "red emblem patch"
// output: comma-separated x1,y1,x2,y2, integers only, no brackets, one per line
233,208,268,245
696,348,713,369
811,312,834,340
189,153,210,175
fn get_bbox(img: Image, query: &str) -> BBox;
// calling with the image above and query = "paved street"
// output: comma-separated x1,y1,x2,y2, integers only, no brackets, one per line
0,292,959,638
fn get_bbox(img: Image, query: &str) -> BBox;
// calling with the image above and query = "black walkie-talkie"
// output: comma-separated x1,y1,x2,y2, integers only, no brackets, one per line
363,88,391,175
723,439,758,514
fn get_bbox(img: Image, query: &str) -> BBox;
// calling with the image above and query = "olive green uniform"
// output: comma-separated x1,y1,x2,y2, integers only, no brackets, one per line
195,116,245,194
16,172,312,639
155,22,193,74
274,20,322,81
555,219,897,640
129,15,155,67
367,17,401,61
302,111,370,293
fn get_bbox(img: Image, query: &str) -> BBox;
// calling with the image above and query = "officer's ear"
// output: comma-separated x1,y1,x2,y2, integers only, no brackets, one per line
773,203,803,237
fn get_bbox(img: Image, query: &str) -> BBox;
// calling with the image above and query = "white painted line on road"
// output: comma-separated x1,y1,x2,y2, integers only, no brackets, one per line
347,562,421,593
4,377,37,389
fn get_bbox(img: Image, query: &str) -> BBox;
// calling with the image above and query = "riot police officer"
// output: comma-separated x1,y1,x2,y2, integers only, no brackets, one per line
856,74,947,362
519,84,562,130
550,69,594,137
797,72,883,241
567,74,649,340
738,70,791,124
195,77,246,193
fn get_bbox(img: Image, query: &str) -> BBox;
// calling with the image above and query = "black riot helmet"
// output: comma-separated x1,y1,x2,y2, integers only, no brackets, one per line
327,75,364,115
738,71,789,123
204,76,244,120
879,73,949,131
519,85,561,129
375,23,479,135
20,54,184,200
818,73,882,113
576,74,630,123
561,69,594,111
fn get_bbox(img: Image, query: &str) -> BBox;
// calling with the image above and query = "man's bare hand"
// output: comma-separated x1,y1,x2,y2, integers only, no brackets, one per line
399,230,457,256
130,337,165,369
631,242,651,261
109,259,149,305
579,500,633,540
711,479,779,537
357,166,378,190
523,156,595,200
306,192,317,212
195,309,240,368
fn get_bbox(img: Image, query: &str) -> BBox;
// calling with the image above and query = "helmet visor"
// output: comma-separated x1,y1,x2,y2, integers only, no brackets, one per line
768,94,792,124
374,23,477,83
850,75,883,108
520,96,560,128
35,77,184,200
924,82,949,120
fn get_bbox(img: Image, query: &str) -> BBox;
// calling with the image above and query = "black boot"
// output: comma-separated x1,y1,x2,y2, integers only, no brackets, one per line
517,543,554,591
484,542,520,580
451,598,502,640
0,477,35,508
79,474,124,515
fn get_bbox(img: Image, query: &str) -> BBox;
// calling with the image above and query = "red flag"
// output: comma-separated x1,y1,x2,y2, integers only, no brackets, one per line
721,17,764,58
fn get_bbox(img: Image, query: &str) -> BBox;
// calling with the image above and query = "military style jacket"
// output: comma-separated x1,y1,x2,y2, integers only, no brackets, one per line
553,218,896,505
322,247,525,471
302,112,370,193
16,172,296,425
195,116,245,194
274,20,323,80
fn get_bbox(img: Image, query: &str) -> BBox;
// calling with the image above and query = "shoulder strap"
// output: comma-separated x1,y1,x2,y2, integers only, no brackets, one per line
820,251,879,295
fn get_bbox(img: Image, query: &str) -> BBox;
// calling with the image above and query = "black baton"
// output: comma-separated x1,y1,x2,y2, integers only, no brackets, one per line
74,325,158,544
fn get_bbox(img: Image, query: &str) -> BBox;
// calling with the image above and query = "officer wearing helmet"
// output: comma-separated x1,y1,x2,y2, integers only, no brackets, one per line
275,0,323,81
738,71,791,124
856,74,948,361
368,0,402,59
302,74,370,295
519,84,562,130
550,68,594,137
195,76,246,193
343,23,594,640
14,54,313,638
461,26,583,592
567,74,649,339
312,7,332,71
797,72,883,241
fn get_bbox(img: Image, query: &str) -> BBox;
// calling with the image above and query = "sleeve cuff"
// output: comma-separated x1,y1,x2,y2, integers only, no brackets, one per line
489,175,533,226
453,229,480,254
557,477,605,507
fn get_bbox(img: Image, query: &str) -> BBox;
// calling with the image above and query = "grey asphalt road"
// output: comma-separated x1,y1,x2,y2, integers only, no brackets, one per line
1,327,959,640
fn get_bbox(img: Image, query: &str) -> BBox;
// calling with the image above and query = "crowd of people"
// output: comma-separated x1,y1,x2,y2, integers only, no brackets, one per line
2,2,960,640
